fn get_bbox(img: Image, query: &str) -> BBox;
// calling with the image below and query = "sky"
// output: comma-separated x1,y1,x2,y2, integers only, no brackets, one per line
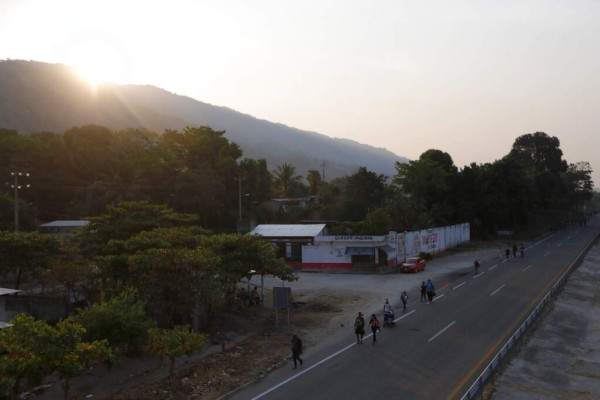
1,0,599,187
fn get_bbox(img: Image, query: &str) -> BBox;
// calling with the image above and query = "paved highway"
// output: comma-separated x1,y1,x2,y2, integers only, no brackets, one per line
229,220,600,400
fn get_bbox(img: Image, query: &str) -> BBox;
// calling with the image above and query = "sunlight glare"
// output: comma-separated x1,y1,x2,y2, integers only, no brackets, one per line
66,41,126,87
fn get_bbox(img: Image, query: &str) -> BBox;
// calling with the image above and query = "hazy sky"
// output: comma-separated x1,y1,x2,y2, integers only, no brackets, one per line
1,0,599,187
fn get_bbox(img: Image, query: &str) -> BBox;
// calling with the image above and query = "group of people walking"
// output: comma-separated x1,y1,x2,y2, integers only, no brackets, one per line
420,279,436,302
292,282,435,369
500,243,526,261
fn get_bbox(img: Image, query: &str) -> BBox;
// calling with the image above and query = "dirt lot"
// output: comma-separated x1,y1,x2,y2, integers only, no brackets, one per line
32,288,365,400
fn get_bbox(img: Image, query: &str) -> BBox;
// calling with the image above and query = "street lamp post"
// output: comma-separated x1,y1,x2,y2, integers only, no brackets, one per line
235,176,247,220
10,172,30,232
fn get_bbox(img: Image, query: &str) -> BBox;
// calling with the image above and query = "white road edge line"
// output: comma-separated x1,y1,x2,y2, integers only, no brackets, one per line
523,265,532,272
490,284,506,296
428,321,456,342
453,282,467,290
473,272,485,278
250,310,416,399
432,293,445,302
488,264,498,270
250,341,355,400
544,251,550,257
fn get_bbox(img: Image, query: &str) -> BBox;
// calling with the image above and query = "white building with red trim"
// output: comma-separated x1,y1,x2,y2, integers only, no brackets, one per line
250,223,470,271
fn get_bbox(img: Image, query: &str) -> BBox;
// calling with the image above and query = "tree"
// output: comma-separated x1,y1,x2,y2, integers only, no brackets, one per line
127,247,221,327
392,150,458,227
306,169,322,195
0,314,54,397
61,125,115,184
363,208,392,235
238,158,273,203
73,288,153,354
272,163,304,197
199,233,297,283
76,201,199,284
145,325,206,376
0,231,62,289
0,314,111,400
509,132,567,176
161,126,243,229
341,167,388,221
562,161,594,211
46,319,111,400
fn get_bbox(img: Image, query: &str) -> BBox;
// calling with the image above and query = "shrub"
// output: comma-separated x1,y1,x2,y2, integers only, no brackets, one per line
73,288,152,354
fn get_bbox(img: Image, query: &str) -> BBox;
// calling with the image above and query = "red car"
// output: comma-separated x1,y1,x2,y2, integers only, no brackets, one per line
401,257,426,273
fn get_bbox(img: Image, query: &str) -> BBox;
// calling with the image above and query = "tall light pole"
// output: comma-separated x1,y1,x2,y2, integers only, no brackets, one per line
11,172,30,232
235,176,246,220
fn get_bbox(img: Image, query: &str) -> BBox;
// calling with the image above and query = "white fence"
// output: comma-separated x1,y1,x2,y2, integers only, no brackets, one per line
390,223,471,262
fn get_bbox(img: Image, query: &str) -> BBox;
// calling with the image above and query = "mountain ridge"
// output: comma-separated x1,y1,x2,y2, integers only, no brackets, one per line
0,60,407,179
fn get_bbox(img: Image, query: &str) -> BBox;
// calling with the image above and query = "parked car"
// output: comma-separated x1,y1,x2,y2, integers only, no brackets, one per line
401,257,426,273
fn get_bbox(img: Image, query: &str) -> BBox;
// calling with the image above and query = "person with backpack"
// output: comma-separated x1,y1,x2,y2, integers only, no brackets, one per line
291,334,303,369
426,279,435,302
369,314,380,344
354,312,365,344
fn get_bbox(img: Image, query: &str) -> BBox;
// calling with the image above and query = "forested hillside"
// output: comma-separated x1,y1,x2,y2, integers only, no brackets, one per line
0,60,405,180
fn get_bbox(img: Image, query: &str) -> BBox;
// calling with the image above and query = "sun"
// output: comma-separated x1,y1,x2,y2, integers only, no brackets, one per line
66,41,126,87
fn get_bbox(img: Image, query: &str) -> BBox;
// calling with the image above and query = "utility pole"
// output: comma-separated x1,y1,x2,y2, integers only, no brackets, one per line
234,176,246,220
319,161,328,182
10,172,30,232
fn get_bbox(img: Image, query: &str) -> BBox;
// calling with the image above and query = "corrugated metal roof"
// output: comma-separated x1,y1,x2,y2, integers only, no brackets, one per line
250,224,326,237
0,288,20,296
38,220,89,228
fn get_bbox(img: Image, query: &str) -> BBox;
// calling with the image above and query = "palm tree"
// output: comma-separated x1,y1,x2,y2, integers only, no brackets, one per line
272,163,303,197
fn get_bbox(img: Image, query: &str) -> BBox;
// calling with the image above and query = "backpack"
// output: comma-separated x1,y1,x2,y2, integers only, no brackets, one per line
355,318,364,329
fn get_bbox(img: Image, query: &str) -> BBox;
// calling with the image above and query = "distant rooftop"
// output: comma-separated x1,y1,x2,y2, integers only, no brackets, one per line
0,288,20,296
38,220,89,228
250,224,327,237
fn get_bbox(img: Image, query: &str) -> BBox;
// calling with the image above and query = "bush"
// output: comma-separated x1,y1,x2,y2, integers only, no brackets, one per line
73,288,153,354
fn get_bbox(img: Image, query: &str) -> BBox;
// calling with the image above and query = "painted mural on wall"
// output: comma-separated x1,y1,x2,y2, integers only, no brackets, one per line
394,223,470,264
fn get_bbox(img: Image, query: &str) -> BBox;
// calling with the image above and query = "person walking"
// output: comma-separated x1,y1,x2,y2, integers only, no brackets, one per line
474,260,480,275
354,312,365,344
250,287,260,305
420,281,427,302
505,248,511,261
383,299,393,327
401,290,408,312
520,243,525,258
291,334,303,369
369,314,380,344
512,243,518,258
426,279,435,302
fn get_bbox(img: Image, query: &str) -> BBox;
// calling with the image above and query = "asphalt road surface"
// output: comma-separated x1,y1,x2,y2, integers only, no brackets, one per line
229,219,600,400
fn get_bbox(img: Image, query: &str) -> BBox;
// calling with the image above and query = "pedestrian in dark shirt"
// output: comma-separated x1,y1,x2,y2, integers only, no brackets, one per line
354,312,365,344
474,260,480,275
291,334,303,369
401,290,408,312
369,314,380,344
420,281,427,302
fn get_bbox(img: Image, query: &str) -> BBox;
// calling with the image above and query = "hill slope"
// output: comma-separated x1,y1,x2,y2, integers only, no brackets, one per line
0,60,406,179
